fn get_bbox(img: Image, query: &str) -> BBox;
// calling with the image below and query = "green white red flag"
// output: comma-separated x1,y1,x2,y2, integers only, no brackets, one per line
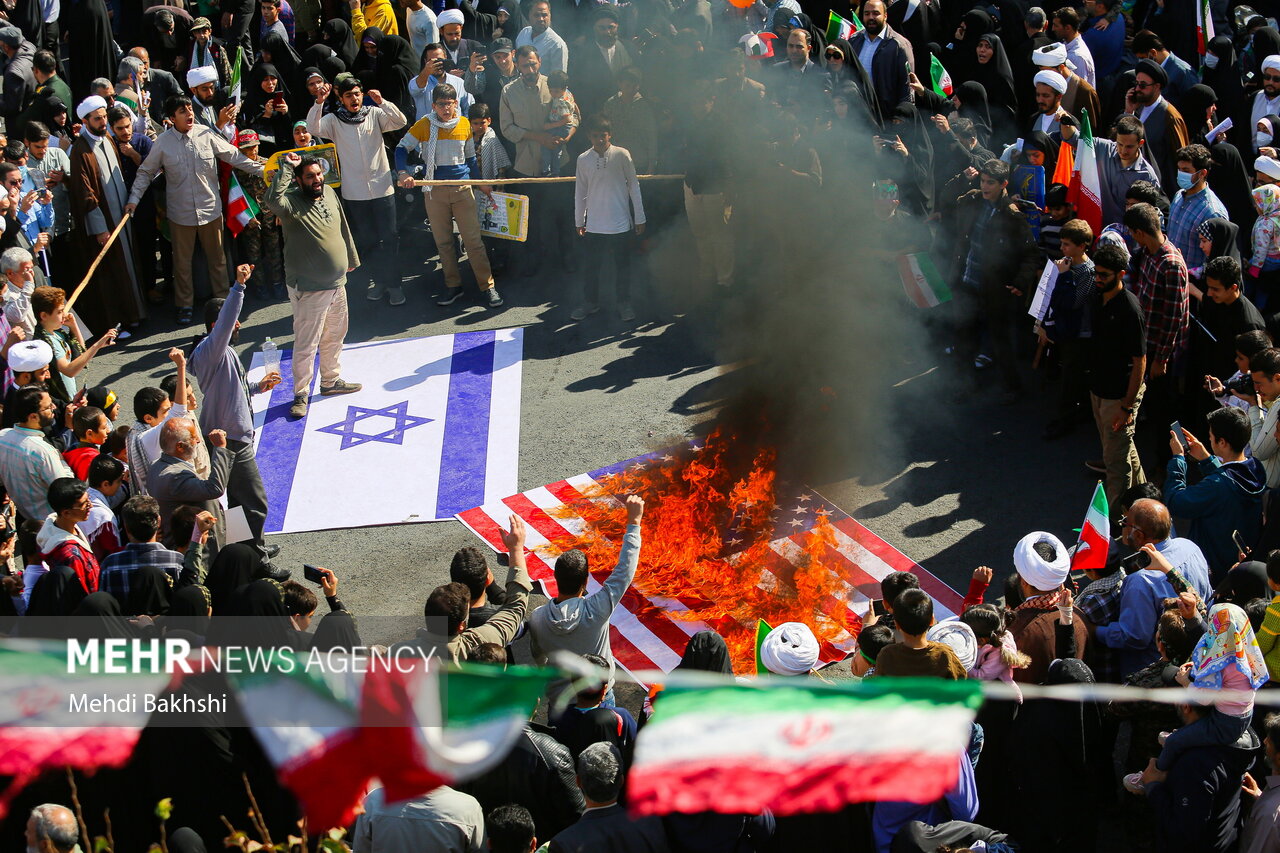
0,640,172,817
930,54,953,97
1196,0,1214,58
231,656,549,829
1067,109,1104,236
629,677,982,815
230,46,244,105
1070,482,1110,571
825,10,863,42
898,252,951,308
220,163,260,237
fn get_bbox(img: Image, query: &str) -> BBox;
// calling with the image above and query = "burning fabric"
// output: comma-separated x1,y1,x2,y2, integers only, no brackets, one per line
457,429,961,675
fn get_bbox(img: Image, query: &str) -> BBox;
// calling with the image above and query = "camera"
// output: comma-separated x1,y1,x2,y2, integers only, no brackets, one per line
1120,550,1151,574
1226,373,1256,396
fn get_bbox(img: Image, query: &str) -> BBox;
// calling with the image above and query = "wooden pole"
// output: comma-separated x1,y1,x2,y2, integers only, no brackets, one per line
65,211,132,311
409,174,685,187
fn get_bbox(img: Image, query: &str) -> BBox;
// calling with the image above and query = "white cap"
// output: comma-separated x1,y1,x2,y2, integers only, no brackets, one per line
1033,69,1068,94
7,340,52,373
75,95,108,120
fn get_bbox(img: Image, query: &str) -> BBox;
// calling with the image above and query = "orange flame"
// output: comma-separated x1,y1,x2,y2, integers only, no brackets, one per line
546,428,860,674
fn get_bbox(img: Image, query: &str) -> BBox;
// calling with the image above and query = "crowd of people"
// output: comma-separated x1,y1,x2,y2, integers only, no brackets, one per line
12,0,1280,849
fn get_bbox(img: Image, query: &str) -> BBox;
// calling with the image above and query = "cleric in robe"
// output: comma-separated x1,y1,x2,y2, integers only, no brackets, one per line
69,95,144,332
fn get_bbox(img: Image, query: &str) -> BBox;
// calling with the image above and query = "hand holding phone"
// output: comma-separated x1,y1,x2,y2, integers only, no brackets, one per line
1233,530,1251,560
1170,421,1189,455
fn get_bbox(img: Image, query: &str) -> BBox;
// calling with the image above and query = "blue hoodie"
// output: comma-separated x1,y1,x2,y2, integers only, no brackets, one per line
1165,455,1266,582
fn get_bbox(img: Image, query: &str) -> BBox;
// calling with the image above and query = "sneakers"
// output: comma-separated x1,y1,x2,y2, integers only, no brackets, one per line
289,393,308,419
387,286,406,306
487,288,504,307
1085,459,1107,474
618,302,635,322
320,379,362,396
1122,772,1147,796
367,282,387,301
436,288,465,306
177,306,194,325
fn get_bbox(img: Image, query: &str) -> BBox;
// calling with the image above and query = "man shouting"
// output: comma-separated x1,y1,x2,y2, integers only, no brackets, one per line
264,152,362,419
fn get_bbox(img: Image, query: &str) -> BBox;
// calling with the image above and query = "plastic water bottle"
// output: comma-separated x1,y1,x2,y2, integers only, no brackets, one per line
261,338,280,377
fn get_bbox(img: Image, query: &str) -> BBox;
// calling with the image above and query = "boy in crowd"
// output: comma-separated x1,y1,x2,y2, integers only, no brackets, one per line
874,588,968,678
541,69,577,176
232,129,286,300
32,286,116,405
80,453,125,562
469,102,511,272
61,406,110,480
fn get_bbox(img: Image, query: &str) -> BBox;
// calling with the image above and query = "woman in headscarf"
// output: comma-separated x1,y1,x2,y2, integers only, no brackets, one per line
72,592,136,640
301,44,347,82
1203,36,1249,151
208,579,298,649
259,31,305,109
311,609,362,652
24,564,87,619
1021,130,1058,181
1100,67,1135,129
321,18,359,69
1249,26,1280,80
1211,138,1259,253
1008,658,1106,850
971,33,1017,143
943,8,994,86
163,584,212,640
354,29,419,122
125,564,173,618
675,629,734,673
243,63,295,154
823,39,880,128
952,80,992,148
61,0,117,104
1182,83,1219,144
205,543,258,614
1216,560,1270,606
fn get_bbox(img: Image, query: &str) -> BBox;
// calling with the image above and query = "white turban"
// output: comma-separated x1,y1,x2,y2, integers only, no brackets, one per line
926,619,978,670
1032,42,1068,67
7,340,52,373
75,95,108,120
186,65,218,89
437,8,465,27
1014,531,1070,592
760,622,819,676
1033,69,1068,95
1264,55,1280,74
1259,155,1280,180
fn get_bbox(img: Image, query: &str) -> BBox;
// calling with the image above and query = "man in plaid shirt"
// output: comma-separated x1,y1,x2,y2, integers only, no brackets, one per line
99,495,211,609
1123,202,1189,465
1166,144,1228,271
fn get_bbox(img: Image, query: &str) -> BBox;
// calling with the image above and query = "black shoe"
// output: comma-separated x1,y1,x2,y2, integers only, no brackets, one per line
264,544,281,560
436,288,465,306
260,563,291,582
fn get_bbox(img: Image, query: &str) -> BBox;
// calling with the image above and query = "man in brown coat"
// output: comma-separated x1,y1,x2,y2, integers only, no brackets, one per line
1008,530,1090,683
68,95,144,332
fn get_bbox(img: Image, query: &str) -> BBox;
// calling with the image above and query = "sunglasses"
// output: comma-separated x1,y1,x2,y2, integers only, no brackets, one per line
825,52,842,59
1134,81,1154,89
1266,74,1280,83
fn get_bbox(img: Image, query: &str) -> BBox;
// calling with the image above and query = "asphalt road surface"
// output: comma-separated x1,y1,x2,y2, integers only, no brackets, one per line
88,235,1101,659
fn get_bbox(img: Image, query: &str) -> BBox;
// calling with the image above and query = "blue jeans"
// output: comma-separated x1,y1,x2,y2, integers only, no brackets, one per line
343,196,397,289
1156,707,1252,770
540,125,570,176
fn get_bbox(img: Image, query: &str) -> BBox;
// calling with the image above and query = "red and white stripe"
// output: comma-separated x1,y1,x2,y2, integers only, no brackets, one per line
456,475,961,679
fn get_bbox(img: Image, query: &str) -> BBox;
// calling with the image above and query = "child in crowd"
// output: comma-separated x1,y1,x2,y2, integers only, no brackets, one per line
961,603,1032,701
125,348,205,496
874,589,968,679
85,385,121,427
877,569,921,632
80,453,125,562
470,102,512,272
1204,330,1270,412
1126,601,1269,793
62,405,110,481
1038,183,1074,261
541,69,578,177
850,622,894,678
1247,184,1280,309
31,286,116,405
232,129,286,301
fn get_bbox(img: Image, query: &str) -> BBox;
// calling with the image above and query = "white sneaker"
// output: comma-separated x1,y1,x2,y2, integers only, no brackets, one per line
387,287,406,306
618,302,635,322
367,282,386,301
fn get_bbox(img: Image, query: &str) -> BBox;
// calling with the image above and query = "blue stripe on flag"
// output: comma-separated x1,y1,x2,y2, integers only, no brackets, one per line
258,350,315,533
434,330,497,518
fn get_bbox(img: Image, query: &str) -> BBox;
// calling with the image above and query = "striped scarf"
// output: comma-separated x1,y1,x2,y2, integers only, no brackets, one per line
422,113,461,195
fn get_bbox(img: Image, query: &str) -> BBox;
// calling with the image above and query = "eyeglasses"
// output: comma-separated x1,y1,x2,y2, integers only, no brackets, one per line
825,53,842,59
1133,80,1154,89
1265,74,1280,83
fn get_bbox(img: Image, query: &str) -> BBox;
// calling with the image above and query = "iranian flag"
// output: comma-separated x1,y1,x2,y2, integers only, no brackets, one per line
1196,0,1214,58
898,252,951,308
230,45,244,105
930,54,953,97
825,10,862,42
220,162,259,237
739,31,777,58
0,640,173,817
1070,482,1110,571
629,678,983,816
232,655,548,830
1068,109,1104,236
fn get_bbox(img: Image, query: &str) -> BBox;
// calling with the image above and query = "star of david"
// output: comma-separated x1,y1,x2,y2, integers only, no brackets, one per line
315,401,433,450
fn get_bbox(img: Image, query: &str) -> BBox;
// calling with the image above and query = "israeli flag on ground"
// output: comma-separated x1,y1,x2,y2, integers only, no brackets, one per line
249,329,523,534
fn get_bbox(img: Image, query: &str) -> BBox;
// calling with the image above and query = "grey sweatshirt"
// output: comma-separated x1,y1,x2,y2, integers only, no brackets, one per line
528,524,641,679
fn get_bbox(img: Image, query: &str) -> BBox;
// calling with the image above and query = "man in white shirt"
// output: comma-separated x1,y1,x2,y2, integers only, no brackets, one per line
1254,55,1280,154
408,43,472,124
572,115,644,322
516,0,567,74
399,0,438,61
1051,6,1095,87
